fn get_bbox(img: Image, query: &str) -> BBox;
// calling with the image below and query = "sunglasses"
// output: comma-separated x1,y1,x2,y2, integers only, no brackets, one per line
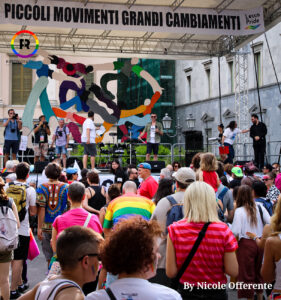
78,253,100,261
151,116,157,118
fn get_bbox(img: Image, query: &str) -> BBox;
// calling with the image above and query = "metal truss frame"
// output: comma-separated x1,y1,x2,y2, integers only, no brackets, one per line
234,46,250,160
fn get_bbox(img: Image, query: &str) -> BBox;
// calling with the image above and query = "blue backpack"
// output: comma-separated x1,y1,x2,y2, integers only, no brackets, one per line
255,197,273,216
166,195,183,232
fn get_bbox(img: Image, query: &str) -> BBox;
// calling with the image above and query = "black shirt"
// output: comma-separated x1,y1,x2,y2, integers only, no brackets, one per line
34,123,49,143
250,122,267,145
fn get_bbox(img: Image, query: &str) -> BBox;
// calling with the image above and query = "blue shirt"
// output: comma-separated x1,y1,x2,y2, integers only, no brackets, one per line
4,120,19,140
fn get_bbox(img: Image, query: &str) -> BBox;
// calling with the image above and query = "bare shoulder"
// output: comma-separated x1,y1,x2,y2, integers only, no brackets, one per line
56,287,84,300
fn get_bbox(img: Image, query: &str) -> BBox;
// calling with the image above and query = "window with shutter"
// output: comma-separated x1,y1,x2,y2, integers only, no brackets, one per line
12,63,32,105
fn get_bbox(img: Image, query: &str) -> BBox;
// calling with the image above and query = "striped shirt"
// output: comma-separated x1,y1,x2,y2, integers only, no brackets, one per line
103,193,155,229
168,220,238,285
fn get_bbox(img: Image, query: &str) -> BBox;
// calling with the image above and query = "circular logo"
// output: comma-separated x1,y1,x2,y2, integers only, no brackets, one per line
11,30,39,58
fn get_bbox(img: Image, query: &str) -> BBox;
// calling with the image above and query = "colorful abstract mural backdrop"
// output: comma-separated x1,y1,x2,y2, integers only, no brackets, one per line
20,50,163,146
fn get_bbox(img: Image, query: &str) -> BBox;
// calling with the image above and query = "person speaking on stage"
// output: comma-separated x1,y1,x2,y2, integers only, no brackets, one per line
138,113,163,161
250,114,267,171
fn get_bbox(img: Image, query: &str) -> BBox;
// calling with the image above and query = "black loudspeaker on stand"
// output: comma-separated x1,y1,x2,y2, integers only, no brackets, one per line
184,131,204,166
146,161,165,172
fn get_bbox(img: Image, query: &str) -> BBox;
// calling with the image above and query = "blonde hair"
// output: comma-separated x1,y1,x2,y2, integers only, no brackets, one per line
183,181,219,222
200,152,218,172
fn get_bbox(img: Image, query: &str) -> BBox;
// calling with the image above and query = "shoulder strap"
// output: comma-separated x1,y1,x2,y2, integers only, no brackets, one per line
257,204,265,226
174,222,211,284
87,187,93,198
83,213,91,228
166,195,177,206
105,287,117,300
218,187,228,201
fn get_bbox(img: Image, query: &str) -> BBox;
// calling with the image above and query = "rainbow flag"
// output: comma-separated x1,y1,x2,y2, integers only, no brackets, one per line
1,168,7,174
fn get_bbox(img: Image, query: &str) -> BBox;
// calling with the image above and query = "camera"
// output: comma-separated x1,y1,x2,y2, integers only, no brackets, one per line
43,121,48,125
57,131,63,137
11,129,15,133
12,114,18,120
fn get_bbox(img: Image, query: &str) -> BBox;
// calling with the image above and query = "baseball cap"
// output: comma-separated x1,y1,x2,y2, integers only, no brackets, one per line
66,167,78,174
231,167,243,178
172,167,195,184
137,162,151,170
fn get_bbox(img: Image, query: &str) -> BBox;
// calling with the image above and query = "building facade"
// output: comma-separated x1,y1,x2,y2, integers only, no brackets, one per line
176,22,281,163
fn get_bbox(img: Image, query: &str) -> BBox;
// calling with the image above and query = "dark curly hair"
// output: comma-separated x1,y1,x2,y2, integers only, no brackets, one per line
100,217,162,275
45,162,62,180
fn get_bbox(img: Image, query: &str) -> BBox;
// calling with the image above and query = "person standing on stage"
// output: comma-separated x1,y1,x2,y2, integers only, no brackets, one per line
3,109,22,165
51,118,70,170
250,114,267,170
81,111,97,170
221,121,249,164
33,115,50,163
138,113,163,161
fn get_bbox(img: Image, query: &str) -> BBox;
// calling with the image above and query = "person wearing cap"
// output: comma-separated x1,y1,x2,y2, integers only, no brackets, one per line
51,118,70,170
151,167,195,286
229,166,244,189
137,162,158,200
138,113,163,161
66,167,78,184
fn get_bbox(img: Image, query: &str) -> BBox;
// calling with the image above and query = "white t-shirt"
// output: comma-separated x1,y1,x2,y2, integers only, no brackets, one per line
150,125,156,143
223,128,241,145
231,203,270,240
5,181,36,237
86,278,181,300
82,118,96,143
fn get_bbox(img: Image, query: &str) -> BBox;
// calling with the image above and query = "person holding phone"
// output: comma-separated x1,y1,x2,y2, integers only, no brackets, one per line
138,113,163,161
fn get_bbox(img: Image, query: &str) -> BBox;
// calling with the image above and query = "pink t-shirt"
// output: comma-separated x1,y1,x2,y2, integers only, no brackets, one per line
52,208,102,235
138,176,158,200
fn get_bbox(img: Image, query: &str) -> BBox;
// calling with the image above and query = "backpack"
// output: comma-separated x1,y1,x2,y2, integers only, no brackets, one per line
55,126,67,139
255,197,273,216
6,183,28,222
166,195,183,232
0,199,18,251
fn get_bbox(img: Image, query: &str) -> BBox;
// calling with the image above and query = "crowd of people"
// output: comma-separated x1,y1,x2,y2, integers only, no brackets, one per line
0,147,281,299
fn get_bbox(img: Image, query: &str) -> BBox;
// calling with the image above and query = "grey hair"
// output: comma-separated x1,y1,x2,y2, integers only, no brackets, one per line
68,182,85,203
122,181,137,194
5,160,14,170
160,168,172,179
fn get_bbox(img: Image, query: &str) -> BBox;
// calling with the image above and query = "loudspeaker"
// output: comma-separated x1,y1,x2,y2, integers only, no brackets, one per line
185,131,203,152
146,161,165,172
233,160,249,166
34,161,49,173
185,152,196,167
